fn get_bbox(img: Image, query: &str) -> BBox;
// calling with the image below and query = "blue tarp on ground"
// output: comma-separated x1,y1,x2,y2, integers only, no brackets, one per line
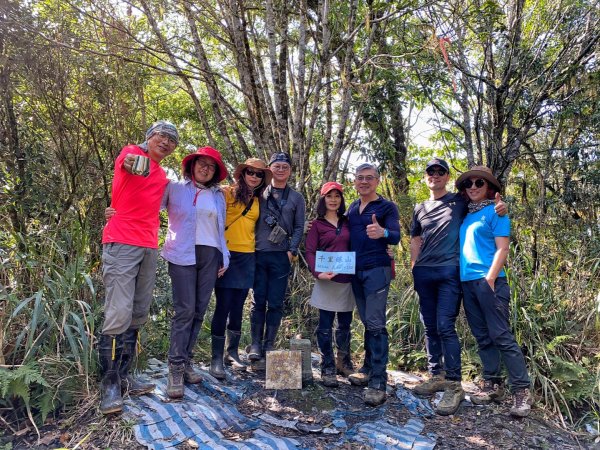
125,360,436,449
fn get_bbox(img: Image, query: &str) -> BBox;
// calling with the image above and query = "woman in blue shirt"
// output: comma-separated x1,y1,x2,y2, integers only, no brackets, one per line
457,166,532,418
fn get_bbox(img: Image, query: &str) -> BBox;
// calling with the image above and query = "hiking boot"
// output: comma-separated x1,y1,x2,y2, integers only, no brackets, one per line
334,328,355,377
509,388,533,418
435,381,465,416
224,330,247,371
413,374,448,396
209,335,226,380
167,362,185,399
335,353,355,377
471,379,506,405
321,368,339,388
364,388,386,406
184,361,203,384
348,367,370,386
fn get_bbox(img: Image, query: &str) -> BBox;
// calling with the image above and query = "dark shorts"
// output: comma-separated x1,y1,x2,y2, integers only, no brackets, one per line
215,251,255,289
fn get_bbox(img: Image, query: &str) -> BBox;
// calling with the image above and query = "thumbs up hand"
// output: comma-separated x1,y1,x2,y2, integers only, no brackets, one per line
366,213,386,240
493,192,508,216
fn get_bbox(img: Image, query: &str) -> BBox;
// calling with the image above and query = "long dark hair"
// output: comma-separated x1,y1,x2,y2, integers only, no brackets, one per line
316,189,346,218
232,169,267,205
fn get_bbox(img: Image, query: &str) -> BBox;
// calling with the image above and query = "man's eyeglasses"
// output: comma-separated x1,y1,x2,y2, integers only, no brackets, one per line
426,168,447,177
196,161,216,172
356,175,377,182
245,169,265,179
461,179,486,189
271,164,290,172
156,131,177,146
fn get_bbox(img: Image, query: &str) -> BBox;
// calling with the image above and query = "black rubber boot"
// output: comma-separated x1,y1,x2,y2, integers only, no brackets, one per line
262,324,280,354
317,328,335,373
98,334,124,414
209,335,226,380
225,329,247,371
120,328,155,396
335,328,355,377
317,328,338,387
248,320,264,361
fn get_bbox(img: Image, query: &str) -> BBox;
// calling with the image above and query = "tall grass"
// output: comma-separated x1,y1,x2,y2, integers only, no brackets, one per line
1,223,99,436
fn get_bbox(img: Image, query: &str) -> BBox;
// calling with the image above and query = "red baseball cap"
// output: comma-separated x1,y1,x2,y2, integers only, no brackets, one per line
320,181,344,196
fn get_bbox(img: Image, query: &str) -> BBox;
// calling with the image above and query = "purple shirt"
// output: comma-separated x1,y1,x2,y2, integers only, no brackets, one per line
305,217,352,283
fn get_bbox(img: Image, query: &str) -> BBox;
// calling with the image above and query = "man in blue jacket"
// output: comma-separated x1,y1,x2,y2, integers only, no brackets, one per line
346,163,400,406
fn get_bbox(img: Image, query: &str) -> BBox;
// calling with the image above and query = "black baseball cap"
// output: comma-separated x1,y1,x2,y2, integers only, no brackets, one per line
425,158,450,172
269,152,292,166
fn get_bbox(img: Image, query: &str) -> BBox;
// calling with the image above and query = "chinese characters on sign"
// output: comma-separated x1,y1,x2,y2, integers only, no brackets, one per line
315,251,356,275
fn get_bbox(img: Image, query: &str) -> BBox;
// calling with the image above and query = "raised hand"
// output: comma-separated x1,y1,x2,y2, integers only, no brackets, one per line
494,192,508,216
366,213,385,239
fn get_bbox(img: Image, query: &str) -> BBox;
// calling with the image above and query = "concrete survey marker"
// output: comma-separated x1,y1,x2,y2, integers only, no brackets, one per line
289,338,313,384
265,350,302,389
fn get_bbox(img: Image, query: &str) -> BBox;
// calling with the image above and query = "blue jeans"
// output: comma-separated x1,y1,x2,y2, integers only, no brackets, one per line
251,251,291,327
412,265,462,381
462,277,530,392
351,266,391,391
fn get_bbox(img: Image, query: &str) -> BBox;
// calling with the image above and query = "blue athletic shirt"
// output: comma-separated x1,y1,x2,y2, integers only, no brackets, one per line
459,204,510,282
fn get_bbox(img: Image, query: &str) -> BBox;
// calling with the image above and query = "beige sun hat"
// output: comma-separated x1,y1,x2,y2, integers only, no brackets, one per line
455,165,502,191
232,158,273,186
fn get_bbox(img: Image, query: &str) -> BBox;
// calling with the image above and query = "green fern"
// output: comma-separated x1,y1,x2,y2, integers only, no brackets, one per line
0,364,49,407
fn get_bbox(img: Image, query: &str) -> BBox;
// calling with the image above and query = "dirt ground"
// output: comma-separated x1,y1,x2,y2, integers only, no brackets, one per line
6,362,597,450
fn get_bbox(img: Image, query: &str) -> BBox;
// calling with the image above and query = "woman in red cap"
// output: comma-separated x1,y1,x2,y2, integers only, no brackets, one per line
160,146,229,398
305,182,356,387
209,158,272,379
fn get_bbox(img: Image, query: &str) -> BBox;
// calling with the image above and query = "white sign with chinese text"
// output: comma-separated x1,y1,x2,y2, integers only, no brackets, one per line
315,251,356,275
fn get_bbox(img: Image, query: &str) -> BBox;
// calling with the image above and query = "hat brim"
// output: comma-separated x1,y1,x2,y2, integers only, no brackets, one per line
455,170,501,191
233,163,273,186
182,153,228,182
320,185,344,196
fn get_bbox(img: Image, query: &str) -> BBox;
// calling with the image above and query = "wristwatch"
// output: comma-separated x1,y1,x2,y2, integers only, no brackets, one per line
290,249,298,257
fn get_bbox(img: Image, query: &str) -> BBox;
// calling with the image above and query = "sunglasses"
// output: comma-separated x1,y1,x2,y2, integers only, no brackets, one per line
245,169,265,179
462,179,486,189
426,168,447,177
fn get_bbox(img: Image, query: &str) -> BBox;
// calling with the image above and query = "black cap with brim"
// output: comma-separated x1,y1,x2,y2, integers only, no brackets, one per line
425,158,450,172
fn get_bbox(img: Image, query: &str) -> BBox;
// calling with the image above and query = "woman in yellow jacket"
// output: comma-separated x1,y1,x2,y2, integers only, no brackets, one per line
209,158,272,379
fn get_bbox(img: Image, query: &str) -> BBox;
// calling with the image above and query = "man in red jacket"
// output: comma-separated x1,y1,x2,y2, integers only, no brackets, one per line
99,121,178,414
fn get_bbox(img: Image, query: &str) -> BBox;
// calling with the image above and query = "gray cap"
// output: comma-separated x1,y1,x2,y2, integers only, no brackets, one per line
139,120,179,150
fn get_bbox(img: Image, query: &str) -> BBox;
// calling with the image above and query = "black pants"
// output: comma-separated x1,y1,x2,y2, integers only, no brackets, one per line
251,251,291,327
211,287,249,336
168,245,221,364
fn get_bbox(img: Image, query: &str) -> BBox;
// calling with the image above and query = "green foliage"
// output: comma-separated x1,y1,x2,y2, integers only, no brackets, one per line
0,364,49,406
